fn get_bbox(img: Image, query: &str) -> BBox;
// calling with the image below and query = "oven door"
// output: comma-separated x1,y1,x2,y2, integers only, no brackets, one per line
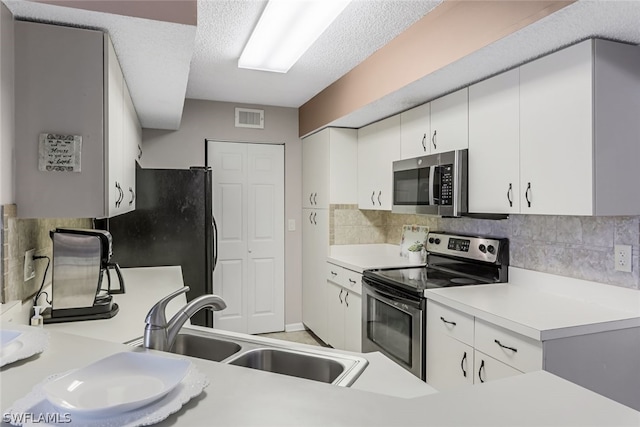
362,278,424,379
392,155,440,215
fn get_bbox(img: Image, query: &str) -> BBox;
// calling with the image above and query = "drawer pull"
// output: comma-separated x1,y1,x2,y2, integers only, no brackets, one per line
494,339,518,353
348,278,357,284
478,359,485,383
460,351,467,378
331,271,337,276
440,316,457,326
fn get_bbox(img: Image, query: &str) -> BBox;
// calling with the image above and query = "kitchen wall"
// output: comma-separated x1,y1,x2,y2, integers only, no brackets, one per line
1,204,92,303
142,99,303,328
331,205,640,290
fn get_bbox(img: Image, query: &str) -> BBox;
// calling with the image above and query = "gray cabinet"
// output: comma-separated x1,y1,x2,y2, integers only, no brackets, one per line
15,21,140,218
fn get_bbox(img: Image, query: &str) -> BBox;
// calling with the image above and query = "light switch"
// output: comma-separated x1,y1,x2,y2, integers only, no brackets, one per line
288,219,296,231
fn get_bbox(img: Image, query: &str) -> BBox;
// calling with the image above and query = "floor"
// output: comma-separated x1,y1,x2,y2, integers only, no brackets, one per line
258,330,327,347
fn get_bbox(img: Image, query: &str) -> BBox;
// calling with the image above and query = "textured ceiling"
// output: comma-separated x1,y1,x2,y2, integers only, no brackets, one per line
186,0,441,107
4,0,640,132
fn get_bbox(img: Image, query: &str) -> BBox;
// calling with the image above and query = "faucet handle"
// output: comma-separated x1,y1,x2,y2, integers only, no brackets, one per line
145,286,190,327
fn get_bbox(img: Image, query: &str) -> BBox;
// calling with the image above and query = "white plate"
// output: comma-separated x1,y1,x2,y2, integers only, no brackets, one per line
42,352,190,417
5,363,209,427
0,326,49,367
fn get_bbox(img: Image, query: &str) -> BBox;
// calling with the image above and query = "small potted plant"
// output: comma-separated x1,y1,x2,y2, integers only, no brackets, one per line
407,241,424,264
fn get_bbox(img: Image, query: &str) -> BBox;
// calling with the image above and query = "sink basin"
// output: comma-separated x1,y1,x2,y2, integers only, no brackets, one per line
127,328,368,387
228,348,345,384
169,333,242,362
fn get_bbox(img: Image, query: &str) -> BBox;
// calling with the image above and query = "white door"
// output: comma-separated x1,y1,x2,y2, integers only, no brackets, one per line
208,141,285,334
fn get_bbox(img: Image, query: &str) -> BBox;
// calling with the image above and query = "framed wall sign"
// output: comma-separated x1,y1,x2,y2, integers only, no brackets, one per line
38,133,82,172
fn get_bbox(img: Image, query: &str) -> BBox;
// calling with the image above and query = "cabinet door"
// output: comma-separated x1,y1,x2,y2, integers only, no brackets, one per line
344,290,362,352
430,88,469,154
302,209,329,342
426,331,474,391
400,103,430,159
106,38,125,217
520,40,593,215
302,130,329,208
468,68,520,214
326,281,345,349
357,115,401,210
474,351,521,384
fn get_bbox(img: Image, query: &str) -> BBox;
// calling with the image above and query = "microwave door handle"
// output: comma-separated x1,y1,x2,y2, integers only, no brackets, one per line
428,166,436,205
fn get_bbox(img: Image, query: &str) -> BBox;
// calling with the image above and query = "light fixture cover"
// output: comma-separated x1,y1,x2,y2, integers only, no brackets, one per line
238,0,351,73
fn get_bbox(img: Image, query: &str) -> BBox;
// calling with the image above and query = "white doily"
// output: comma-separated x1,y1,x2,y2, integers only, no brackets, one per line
4,364,209,426
0,326,49,367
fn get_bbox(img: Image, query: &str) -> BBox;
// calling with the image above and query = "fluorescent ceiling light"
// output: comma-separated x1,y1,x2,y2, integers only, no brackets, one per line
238,0,351,73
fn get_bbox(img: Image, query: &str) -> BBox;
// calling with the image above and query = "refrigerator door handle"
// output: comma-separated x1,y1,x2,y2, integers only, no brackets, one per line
212,215,218,271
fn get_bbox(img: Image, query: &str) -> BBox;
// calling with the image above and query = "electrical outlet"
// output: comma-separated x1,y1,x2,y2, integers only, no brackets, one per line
288,219,296,231
24,249,36,281
614,245,632,273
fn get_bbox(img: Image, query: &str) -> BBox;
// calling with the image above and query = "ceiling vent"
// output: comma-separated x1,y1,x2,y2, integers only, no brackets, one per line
235,107,264,129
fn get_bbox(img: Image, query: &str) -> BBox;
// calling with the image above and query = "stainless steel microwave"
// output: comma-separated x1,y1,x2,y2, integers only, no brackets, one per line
392,149,468,217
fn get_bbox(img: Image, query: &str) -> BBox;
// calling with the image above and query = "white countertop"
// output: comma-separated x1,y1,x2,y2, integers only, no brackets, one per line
1,330,638,426
43,266,189,343
426,267,640,341
328,244,424,273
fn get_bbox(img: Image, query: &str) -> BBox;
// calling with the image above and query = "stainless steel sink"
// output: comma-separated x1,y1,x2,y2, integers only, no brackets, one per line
227,348,346,384
127,328,368,387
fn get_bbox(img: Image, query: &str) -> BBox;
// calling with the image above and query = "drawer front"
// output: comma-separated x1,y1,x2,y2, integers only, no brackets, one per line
326,263,362,295
474,319,542,373
427,300,474,346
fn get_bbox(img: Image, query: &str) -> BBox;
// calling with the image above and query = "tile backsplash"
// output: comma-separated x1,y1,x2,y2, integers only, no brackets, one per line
331,205,640,290
1,204,91,303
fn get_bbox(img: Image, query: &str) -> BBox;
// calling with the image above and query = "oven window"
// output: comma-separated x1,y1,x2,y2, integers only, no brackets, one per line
393,167,438,206
366,294,412,366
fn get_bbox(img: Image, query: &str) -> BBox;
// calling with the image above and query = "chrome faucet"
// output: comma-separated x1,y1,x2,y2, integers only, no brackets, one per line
143,286,227,351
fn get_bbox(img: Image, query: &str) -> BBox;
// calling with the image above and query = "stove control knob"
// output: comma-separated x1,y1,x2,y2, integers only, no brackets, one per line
478,244,486,253
487,245,496,254
434,238,441,245
428,237,435,244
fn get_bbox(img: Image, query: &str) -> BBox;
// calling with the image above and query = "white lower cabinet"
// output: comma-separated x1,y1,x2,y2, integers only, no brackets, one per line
426,300,539,390
302,209,329,342
326,263,362,352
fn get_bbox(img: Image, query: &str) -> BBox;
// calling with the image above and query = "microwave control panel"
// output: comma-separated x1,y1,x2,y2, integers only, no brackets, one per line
440,164,453,206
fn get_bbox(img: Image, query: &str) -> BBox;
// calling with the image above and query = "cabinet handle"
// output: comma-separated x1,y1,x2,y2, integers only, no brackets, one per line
507,183,513,208
348,278,357,284
115,182,123,207
137,145,142,160
129,187,135,206
377,191,382,206
345,291,349,307
432,130,437,150
309,212,313,224
313,193,317,205
421,133,427,152
309,193,313,205
331,271,337,276
478,359,485,383
461,351,467,378
338,288,343,304
371,191,375,206
525,182,532,207
494,339,518,353
313,212,317,225
440,316,457,327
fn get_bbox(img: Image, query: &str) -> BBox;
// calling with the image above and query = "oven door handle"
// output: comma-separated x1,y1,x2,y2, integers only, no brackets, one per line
364,281,422,310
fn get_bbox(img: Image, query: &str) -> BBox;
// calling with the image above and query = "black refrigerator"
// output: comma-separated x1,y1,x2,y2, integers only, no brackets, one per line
96,166,217,327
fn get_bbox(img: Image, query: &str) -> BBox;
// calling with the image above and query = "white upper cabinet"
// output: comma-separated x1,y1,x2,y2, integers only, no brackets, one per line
429,88,469,154
400,102,430,159
468,68,520,214
302,128,357,209
357,115,401,210
519,39,640,216
14,21,140,218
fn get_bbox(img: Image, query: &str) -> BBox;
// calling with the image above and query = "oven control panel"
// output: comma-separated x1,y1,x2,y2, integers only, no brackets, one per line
426,232,504,263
